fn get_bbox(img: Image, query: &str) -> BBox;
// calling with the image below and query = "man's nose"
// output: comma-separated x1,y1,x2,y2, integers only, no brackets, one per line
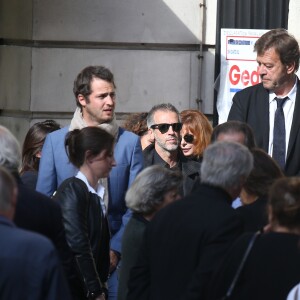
258,64,266,75
107,94,115,103
166,125,175,134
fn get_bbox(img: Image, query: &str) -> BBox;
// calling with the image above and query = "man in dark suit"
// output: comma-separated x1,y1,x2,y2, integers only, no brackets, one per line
228,28,300,176
0,166,71,299
127,141,253,300
0,125,73,285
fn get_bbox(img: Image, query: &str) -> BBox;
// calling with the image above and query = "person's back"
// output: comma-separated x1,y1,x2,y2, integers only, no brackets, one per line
143,185,243,299
0,165,71,300
236,197,268,232
127,141,253,300
208,177,300,300
208,232,300,300
118,165,182,300
0,125,70,278
14,178,67,255
0,218,71,300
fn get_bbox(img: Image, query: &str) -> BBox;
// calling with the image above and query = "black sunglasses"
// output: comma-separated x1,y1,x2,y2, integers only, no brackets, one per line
183,134,194,143
150,123,182,134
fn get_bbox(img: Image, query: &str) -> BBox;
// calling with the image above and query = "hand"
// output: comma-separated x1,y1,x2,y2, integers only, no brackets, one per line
109,250,119,274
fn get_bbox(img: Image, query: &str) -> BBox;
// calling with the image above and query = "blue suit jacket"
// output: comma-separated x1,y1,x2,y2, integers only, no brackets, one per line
0,216,71,299
36,126,144,252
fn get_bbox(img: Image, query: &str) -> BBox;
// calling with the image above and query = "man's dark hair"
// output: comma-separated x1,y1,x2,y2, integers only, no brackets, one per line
73,66,116,107
243,148,284,198
147,103,180,128
211,121,256,149
254,28,300,72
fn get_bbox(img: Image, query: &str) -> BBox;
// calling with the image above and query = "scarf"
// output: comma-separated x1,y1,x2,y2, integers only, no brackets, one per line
69,107,119,209
69,107,119,139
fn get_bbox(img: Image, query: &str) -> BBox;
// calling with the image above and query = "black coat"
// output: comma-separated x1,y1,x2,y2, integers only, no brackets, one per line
127,184,243,300
208,232,300,300
236,197,268,233
53,177,110,299
228,79,300,176
14,175,67,258
0,216,72,300
143,144,201,196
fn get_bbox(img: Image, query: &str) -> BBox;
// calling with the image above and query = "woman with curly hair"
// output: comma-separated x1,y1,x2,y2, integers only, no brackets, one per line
122,112,153,150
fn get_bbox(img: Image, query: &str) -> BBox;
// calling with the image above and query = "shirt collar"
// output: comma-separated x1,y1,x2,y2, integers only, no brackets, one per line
153,148,180,169
75,171,105,199
269,77,297,104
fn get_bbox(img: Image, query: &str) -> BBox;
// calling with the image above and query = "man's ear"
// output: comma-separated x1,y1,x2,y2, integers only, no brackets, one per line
149,128,155,141
147,129,155,143
78,94,87,107
286,61,296,74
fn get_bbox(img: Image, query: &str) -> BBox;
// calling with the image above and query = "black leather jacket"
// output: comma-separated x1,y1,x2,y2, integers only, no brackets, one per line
54,177,110,299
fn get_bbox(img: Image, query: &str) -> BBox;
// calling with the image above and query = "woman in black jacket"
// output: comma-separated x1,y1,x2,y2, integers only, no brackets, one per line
54,127,116,300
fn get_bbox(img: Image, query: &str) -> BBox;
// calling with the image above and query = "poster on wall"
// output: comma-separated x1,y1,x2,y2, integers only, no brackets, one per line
217,28,268,124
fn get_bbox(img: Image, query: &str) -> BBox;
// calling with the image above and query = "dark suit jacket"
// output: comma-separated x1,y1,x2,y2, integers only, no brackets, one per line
0,216,71,300
14,175,72,280
207,232,300,300
236,196,268,233
228,80,300,176
127,184,243,300
14,175,66,250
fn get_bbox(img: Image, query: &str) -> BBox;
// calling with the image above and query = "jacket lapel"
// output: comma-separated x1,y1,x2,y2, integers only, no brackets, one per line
259,86,270,152
287,78,300,159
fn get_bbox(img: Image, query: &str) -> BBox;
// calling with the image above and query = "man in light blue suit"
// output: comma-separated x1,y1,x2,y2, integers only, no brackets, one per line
36,65,144,300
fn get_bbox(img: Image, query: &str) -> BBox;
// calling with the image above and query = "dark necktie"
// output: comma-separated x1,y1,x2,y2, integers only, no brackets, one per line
272,97,288,169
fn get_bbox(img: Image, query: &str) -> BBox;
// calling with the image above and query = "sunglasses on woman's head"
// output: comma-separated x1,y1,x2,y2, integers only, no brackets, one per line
150,123,182,134
183,134,194,143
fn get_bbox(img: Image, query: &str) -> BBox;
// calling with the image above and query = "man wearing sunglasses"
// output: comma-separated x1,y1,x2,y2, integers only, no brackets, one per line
143,103,201,196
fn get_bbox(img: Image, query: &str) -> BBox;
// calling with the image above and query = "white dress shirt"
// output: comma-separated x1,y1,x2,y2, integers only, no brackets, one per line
268,79,297,159
76,171,107,215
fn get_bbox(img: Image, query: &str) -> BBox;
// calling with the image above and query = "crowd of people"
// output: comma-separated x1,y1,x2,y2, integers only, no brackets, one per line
0,28,300,300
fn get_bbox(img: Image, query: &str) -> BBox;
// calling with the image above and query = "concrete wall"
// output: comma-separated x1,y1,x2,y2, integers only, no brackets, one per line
0,0,217,143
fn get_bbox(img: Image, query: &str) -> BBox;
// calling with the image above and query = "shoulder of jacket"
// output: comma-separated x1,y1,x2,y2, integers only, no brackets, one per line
56,177,89,197
117,127,139,142
46,126,68,143
235,83,265,96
